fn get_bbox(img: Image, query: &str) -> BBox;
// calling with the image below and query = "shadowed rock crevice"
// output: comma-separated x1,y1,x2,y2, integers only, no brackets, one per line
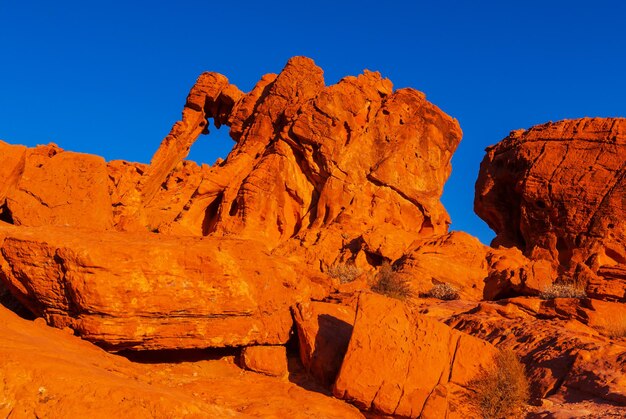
117,347,240,364
0,201,14,224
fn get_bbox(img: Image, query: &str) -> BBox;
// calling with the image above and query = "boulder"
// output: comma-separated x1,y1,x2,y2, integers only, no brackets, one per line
333,293,499,418
0,224,325,350
394,232,557,300
240,346,288,378
0,141,113,230
292,302,355,386
475,118,626,298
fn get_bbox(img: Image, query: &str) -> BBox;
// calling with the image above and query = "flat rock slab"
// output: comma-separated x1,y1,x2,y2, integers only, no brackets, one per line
0,224,324,350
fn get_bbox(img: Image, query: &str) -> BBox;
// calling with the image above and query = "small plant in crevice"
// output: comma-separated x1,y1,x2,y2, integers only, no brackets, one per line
471,348,530,419
372,261,413,300
326,263,361,284
425,282,460,300
539,282,586,300
598,314,626,340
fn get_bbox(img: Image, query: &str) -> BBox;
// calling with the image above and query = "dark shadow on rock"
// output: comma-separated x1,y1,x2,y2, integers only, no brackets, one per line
288,312,353,395
0,280,35,320
116,347,240,364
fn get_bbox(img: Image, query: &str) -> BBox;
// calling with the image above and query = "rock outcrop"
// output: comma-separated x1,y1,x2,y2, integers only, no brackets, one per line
476,118,626,300
446,297,626,405
113,56,462,268
2,57,625,419
0,224,324,350
392,231,556,300
333,293,499,418
0,305,363,418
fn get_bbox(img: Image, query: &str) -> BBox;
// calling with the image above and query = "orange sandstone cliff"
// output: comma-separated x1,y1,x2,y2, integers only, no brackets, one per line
0,58,625,418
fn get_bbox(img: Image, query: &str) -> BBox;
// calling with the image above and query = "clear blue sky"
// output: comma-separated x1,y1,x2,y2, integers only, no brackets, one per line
1,1,625,244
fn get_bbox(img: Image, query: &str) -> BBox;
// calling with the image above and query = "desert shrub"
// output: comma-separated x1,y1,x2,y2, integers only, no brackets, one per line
426,282,460,300
327,263,361,284
372,262,413,300
539,283,586,299
601,314,626,339
472,348,529,419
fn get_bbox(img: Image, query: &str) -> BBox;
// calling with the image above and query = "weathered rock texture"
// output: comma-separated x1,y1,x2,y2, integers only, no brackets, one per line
446,297,626,407
476,118,626,300
0,305,364,418
113,56,462,268
333,293,499,418
292,301,356,386
394,231,556,300
0,224,323,350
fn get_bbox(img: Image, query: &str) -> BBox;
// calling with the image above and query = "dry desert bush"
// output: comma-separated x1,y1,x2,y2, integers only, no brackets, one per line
598,314,626,340
425,282,460,300
539,282,587,300
372,262,414,300
471,348,530,419
326,263,361,284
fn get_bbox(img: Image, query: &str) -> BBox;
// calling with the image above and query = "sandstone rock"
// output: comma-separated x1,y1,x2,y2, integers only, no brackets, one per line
0,305,364,418
292,301,355,386
394,232,488,300
333,293,498,418
109,57,462,271
0,141,113,229
447,298,626,405
475,118,626,298
394,232,557,300
240,346,288,378
0,224,325,350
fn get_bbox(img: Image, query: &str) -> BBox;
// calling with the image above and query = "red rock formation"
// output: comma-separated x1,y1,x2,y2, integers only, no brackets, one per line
0,141,113,229
446,297,626,405
0,57,466,351
394,231,556,300
240,346,288,378
333,293,499,418
0,305,363,418
0,224,325,350
476,118,626,300
110,56,462,269
292,301,355,386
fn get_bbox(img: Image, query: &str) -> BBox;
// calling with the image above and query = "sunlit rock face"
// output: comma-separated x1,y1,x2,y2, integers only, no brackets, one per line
476,118,626,300
0,57,463,351
115,56,463,269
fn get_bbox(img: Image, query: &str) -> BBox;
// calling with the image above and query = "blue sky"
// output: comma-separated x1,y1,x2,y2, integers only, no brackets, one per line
1,1,624,244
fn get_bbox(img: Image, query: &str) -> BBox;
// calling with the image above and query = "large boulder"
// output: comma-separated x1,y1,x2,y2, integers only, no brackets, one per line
332,293,499,418
0,224,324,350
0,141,113,230
475,118,626,300
292,301,356,386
